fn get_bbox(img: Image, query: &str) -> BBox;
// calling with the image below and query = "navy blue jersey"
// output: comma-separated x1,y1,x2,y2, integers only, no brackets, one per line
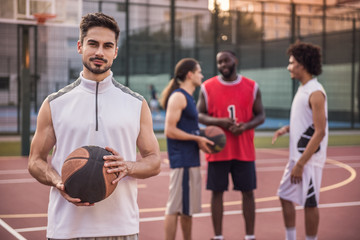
166,88,200,168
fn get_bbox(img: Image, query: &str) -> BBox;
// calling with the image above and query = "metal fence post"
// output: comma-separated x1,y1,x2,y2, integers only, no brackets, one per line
170,0,175,77
213,1,219,76
20,25,31,156
322,0,327,63
358,19,360,124
290,3,297,100
125,0,129,87
194,14,199,60
260,2,265,68
236,11,241,70
351,18,356,128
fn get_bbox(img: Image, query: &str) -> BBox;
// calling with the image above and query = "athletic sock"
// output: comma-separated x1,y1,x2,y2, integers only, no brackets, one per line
212,235,224,240
285,227,296,240
244,234,256,240
305,235,317,240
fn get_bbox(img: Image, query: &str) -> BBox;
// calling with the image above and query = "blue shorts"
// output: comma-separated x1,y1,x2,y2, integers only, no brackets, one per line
206,160,256,192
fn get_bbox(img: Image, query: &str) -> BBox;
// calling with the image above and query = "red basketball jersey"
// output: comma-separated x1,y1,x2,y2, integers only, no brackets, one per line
201,75,257,162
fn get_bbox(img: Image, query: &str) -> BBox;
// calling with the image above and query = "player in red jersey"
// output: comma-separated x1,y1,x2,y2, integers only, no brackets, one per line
197,51,265,240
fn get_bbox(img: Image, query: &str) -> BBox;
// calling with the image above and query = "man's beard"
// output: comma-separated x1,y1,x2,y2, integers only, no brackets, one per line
83,57,111,75
219,63,236,79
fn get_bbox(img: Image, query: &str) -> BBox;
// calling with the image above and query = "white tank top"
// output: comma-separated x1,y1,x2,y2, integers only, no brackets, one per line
47,72,144,238
289,78,328,168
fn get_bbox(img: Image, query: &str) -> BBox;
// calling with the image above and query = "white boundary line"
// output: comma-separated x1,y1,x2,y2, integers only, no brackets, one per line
1,149,358,238
0,218,27,240
11,201,360,232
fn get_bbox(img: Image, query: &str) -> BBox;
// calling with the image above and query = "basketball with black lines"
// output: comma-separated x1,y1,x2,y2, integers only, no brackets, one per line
200,125,227,153
61,146,118,203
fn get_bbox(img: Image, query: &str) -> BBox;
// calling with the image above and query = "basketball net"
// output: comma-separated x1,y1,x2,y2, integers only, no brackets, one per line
33,13,56,24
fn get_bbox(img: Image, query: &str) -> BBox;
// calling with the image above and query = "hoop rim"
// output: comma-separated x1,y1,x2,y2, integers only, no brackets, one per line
33,13,57,24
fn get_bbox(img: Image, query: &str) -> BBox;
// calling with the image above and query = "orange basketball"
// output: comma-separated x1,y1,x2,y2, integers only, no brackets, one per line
61,146,118,203
200,125,227,153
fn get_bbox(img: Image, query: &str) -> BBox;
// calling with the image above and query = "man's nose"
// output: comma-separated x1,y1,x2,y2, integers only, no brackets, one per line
95,46,104,56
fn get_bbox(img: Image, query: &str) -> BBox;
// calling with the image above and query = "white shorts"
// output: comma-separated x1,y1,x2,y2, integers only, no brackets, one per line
165,167,202,216
277,160,323,206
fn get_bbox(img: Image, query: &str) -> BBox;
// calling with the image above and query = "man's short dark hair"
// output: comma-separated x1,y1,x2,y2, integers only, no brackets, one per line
219,50,237,58
287,42,322,76
79,12,120,45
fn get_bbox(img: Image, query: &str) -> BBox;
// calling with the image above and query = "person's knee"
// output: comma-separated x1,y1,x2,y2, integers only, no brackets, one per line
305,206,319,215
280,197,292,205
212,191,224,199
242,190,254,200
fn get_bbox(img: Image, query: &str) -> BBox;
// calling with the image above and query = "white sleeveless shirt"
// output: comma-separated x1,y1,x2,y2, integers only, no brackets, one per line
47,72,144,238
289,78,328,168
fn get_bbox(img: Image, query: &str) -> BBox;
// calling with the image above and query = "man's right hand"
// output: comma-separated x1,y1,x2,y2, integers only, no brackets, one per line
57,181,94,206
272,126,289,144
217,117,236,130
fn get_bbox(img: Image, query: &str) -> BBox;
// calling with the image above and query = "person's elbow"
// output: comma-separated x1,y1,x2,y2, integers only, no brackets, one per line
164,127,171,138
197,113,207,125
27,155,37,177
260,112,266,124
164,126,175,139
153,161,161,176
257,111,266,125
28,160,35,177
146,155,161,178
316,127,326,140
152,153,162,176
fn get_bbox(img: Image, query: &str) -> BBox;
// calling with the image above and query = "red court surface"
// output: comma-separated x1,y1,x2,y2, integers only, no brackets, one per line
1,146,359,240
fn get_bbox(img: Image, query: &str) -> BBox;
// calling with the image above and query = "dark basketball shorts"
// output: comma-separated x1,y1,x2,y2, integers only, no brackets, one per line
206,160,256,192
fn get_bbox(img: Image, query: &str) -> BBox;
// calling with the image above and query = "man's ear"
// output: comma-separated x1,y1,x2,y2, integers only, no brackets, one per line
234,57,239,66
114,46,118,59
186,71,193,80
77,40,82,54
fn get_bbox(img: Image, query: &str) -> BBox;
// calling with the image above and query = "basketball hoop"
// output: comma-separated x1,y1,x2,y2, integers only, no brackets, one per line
33,13,56,24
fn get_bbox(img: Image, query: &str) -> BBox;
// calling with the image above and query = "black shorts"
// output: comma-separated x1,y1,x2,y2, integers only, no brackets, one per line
206,160,256,192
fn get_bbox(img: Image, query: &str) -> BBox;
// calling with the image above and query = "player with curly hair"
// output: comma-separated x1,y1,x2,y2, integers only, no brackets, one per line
272,42,328,240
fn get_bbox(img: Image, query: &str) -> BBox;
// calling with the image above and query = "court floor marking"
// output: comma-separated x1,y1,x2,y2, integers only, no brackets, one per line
0,155,357,239
10,201,360,231
0,157,356,218
0,218,27,240
146,157,358,211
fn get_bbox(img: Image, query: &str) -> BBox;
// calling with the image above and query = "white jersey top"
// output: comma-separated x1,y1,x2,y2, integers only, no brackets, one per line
46,72,144,239
289,78,328,168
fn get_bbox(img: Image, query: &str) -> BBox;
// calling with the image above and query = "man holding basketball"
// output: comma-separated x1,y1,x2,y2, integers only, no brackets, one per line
28,13,161,240
197,51,265,240
160,58,213,240
272,42,328,240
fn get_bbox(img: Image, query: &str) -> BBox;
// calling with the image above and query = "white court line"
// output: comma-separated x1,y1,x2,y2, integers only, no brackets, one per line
15,226,47,233
12,201,360,232
0,218,27,240
0,179,37,184
158,163,360,176
2,163,360,182
141,201,360,222
327,156,360,161
0,169,29,175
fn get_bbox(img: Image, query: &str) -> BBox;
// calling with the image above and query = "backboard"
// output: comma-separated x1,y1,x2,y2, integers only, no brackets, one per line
0,0,82,26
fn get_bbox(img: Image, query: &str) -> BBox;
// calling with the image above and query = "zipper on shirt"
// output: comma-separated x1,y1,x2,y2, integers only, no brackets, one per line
95,82,99,131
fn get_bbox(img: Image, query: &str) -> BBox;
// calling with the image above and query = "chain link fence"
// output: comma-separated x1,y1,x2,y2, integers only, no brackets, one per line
0,0,359,134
